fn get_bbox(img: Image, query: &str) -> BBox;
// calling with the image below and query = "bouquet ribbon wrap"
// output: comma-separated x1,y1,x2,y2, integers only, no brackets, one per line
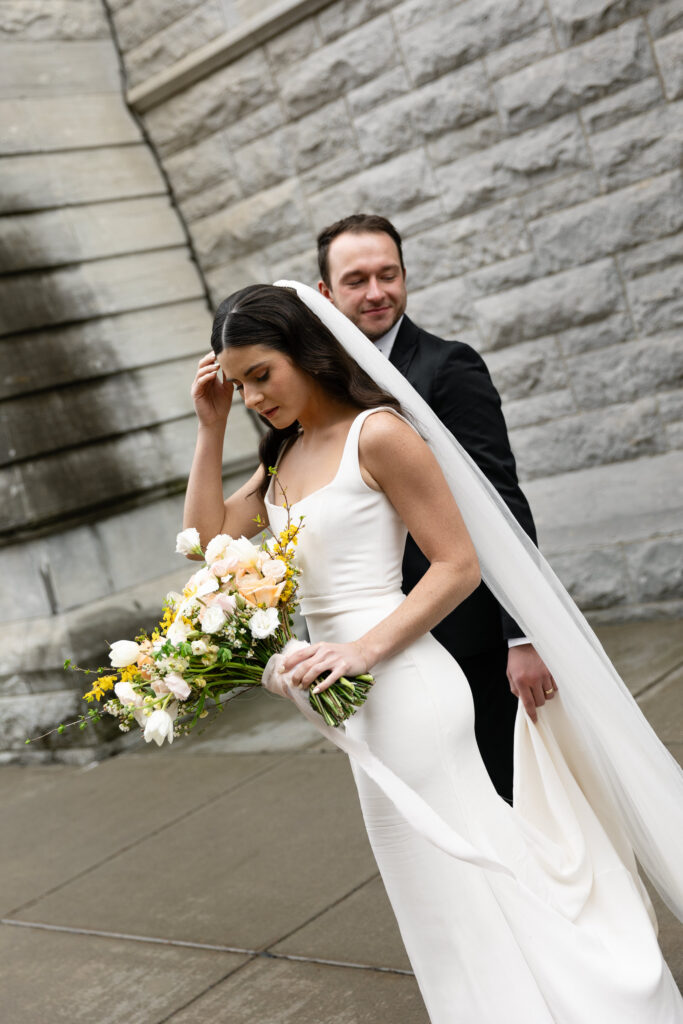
263,640,513,877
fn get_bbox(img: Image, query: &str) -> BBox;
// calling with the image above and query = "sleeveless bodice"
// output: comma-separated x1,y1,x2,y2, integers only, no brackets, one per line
265,408,407,632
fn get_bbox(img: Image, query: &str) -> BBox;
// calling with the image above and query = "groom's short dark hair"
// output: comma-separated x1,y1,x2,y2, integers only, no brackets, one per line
317,214,405,285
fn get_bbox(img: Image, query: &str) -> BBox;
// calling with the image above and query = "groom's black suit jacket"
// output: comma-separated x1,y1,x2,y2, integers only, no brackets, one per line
388,315,537,660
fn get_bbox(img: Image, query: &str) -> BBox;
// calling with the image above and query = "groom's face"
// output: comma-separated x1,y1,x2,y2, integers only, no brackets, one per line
320,231,407,342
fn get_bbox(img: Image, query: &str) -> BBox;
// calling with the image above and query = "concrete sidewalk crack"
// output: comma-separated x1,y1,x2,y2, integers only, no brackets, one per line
1,918,414,976
156,953,258,1024
261,870,380,952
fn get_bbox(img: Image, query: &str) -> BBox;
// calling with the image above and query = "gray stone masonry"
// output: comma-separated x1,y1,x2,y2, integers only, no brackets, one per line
3,0,683,753
99,0,683,627
0,0,261,753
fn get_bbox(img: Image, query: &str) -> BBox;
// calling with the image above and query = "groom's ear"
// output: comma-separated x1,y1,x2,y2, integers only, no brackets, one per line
318,280,333,302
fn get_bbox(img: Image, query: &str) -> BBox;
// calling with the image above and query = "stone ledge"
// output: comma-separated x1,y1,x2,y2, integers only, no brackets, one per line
127,0,333,113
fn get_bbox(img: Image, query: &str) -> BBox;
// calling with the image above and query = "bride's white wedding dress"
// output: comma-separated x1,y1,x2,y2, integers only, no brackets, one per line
266,407,682,1023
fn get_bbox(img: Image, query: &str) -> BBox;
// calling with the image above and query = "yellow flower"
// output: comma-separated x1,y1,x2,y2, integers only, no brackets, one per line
159,605,175,631
83,674,117,703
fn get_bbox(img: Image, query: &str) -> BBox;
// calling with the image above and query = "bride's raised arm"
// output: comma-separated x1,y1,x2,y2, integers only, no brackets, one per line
285,411,480,688
183,352,266,553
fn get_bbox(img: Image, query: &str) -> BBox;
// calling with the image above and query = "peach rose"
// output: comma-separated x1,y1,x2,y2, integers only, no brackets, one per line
237,576,285,608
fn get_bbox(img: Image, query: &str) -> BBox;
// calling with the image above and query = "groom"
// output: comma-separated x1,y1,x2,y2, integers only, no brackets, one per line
317,214,554,802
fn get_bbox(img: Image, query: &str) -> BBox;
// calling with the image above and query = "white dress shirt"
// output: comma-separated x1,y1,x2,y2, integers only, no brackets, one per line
374,316,403,359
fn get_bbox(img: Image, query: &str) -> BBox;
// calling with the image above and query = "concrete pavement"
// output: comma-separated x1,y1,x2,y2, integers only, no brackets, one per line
2,619,681,1023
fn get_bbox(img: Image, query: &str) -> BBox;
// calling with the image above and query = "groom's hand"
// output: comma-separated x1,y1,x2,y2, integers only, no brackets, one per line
507,644,556,723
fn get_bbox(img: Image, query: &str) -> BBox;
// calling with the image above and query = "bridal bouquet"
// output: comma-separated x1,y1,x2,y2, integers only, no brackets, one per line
28,516,373,748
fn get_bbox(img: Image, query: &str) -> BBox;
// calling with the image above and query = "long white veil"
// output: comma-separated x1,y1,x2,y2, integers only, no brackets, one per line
275,279,683,922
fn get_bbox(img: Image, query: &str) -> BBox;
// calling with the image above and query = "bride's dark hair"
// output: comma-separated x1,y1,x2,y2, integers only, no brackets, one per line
211,284,403,497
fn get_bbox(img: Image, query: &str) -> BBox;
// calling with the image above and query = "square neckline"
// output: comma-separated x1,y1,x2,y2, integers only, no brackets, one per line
265,407,400,510
265,409,365,510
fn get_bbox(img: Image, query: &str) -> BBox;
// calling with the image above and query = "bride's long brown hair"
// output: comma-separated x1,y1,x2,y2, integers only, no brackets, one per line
211,284,403,497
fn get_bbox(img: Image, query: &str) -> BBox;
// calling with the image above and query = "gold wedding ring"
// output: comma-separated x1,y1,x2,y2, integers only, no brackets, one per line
543,688,553,696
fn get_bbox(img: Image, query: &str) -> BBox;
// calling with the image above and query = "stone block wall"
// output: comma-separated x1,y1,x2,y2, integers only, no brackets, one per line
0,0,259,759
107,0,683,621
3,0,682,758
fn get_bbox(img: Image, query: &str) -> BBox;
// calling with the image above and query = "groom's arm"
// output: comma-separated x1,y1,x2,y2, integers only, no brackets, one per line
430,341,557,717
430,343,537,641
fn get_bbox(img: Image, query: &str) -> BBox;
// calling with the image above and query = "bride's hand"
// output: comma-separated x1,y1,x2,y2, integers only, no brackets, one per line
283,641,369,693
191,352,234,427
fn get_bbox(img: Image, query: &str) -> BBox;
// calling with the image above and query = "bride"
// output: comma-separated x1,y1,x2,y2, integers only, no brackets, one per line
184,281,683,1022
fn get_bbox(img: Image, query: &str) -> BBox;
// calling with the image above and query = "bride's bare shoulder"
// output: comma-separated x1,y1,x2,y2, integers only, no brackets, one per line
358,409,422,457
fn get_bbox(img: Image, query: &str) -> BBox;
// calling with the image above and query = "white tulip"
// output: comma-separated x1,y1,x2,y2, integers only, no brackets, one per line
133,708,147,729
114,680,144,706
108,640,141,668
143,704,178,746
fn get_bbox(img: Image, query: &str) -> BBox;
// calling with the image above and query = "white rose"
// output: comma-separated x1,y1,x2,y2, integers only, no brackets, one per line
108,640,141,668
194,568,220,598
114,680,144,706
226,536,260,567
175,527,203,556
199,604,227,634
164,673,191,701
143,704,178,746
205,533,234,564
210,592,237,615
248,606,280,639
261,558,287,582
178,595,200,621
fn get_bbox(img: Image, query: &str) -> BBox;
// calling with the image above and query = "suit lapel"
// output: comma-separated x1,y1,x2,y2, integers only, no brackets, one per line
388,315,420,377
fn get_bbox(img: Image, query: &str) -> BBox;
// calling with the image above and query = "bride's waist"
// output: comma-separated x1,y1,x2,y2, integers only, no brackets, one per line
300,586,404,639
